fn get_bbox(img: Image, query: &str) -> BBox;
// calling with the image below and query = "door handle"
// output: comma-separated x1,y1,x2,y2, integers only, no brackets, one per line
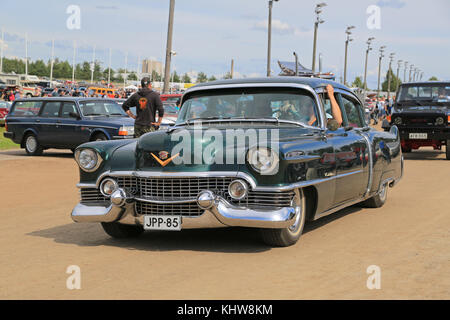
35,119,40,122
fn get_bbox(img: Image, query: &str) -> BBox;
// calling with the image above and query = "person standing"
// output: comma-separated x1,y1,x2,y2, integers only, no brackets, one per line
122,77,164,138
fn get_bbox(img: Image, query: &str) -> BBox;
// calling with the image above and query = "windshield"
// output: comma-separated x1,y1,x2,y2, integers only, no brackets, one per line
79,100,127,117
176,89,319,126
398,84,450,104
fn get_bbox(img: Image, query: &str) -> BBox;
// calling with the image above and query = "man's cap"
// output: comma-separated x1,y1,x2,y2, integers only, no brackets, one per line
141,77,151,87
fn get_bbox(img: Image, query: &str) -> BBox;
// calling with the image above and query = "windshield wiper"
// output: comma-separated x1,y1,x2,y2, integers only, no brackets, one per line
109,113,126,116
84,113,105,116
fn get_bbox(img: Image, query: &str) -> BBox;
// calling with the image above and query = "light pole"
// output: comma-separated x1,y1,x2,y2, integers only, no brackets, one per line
72,40,76,84
403,61,408,82
163,0,176,93
363,37,374,95
25,33,28,76
312,2,327,74
124,51,128,89
49,39,54,88
395,59,402,93
90,45,96,84
343,26,355,85
409,64,414,82
293,52,299,76
266,0,279,77
376,46,386,98
0,28,4,74
107,48,112,88
387,53,395,100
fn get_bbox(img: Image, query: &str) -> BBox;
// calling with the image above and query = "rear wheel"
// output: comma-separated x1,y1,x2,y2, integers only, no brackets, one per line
101,222,144,239
24,133,44,156
259,189,306,247
363,182,388,208
446,140,450,160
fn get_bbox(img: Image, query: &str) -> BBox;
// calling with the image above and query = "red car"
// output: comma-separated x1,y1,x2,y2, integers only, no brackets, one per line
160,94,182,106
0,101,12,126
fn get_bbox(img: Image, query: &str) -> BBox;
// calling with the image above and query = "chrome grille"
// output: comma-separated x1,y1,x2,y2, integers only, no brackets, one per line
80,188,108,205
136,201,202,217
136,177,235,200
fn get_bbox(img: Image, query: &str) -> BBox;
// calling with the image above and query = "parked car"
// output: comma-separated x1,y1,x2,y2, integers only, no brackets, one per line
382,81,450,159
71,77,403,247
0,101,11,126
160,93,182,106
3,97,135,155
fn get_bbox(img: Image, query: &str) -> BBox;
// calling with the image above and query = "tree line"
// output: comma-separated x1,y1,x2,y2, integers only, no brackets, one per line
0,57,221,83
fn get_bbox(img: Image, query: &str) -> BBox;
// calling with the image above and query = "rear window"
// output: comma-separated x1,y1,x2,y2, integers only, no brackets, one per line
10,101,42,117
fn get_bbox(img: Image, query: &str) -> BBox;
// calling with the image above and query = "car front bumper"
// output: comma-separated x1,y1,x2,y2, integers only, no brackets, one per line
71,189,298,230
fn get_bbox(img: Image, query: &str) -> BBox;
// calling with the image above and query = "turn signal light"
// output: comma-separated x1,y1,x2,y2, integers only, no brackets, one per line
448,115,450,123
118,130,128,136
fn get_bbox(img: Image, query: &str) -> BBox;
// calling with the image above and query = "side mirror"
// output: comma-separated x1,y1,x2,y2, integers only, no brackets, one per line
69,112,81,120
327,119,339,131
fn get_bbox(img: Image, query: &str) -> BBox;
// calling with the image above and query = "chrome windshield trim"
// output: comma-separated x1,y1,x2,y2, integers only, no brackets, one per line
180,82,326,130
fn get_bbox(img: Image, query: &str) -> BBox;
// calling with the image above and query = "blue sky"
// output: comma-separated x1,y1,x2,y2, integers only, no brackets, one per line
1,0,449,88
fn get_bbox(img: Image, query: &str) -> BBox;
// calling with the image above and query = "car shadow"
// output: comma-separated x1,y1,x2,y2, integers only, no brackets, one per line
27,223,270,253
403,150,446,161
27,205,365,253
0,149,74,158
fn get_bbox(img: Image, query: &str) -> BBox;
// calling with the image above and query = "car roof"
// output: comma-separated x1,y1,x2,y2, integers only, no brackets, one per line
13,97,117,102
400,81,450,86
190,76,350,91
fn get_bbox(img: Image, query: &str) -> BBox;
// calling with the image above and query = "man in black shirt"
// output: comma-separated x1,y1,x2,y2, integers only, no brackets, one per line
122,77,164,137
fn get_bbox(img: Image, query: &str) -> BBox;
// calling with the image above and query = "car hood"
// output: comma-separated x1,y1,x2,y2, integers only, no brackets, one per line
129,125,320,172
83,116,135,127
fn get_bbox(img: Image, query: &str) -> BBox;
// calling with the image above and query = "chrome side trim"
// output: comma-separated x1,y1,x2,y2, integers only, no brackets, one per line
359,131,374,197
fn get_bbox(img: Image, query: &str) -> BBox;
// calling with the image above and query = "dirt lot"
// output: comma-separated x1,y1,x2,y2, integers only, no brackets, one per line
0,146,449,300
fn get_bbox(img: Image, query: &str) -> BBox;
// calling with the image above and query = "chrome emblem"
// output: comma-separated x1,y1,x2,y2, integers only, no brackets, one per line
159,151,169,160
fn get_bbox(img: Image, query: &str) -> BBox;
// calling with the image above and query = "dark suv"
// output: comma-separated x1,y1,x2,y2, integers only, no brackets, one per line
382,82,450,159
3,97,135,155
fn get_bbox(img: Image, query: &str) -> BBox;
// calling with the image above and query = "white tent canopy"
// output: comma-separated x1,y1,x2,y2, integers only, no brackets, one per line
125,85,138,90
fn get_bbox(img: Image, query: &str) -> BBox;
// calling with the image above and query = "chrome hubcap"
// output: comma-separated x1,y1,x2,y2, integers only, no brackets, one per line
288,189,304,234
379,183,387,201
26,136,37,152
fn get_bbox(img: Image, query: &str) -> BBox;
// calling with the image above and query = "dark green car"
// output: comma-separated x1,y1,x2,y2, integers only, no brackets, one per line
72,77,403,247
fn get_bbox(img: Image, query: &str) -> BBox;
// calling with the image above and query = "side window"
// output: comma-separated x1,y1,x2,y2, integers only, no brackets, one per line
40,102,61,117
340,95,364,128
320,92,342,121
60,102,78,118
10,101,42,117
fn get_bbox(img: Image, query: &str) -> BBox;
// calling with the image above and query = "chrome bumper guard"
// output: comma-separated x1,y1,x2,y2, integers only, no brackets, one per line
71,188,297,229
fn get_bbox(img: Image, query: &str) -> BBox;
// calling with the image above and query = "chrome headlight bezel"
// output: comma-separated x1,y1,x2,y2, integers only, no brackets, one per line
74,148,103,172
100,178,119,197
394,117,402,125
435,117,444,125
246,147,280,175
228,179,249,200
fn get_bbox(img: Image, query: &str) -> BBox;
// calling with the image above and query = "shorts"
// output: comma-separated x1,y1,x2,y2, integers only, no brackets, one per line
134,124,156,138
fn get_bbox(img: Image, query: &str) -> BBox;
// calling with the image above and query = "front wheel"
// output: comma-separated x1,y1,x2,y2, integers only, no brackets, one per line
259,189,306,247
101,222,144,238
24,133,44,156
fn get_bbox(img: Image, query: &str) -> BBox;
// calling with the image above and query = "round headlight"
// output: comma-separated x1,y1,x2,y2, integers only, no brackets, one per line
75,149,102,172
435,117,444,125
247,147,279,175
100,178,118,197
394,117,402,125
228,180,248,200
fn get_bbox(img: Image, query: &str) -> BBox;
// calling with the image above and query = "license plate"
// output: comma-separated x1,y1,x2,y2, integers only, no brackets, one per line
144,215,181,231
409,133,427,139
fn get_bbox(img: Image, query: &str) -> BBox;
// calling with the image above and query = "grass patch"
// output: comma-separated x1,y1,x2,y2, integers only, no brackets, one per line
0,127,19,150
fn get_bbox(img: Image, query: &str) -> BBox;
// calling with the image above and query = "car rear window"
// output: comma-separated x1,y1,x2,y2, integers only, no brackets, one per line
10,101,42,117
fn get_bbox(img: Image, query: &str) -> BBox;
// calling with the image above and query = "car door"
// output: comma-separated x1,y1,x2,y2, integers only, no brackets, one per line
38,101,62,147
319,89,368,205
56,101,83,148
334,91,370,204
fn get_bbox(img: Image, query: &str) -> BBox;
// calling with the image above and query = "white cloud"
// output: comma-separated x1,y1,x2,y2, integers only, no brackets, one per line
253,19,299,35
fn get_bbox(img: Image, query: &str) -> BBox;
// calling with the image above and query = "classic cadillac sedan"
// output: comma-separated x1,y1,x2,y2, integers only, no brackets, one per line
72,77,403,247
